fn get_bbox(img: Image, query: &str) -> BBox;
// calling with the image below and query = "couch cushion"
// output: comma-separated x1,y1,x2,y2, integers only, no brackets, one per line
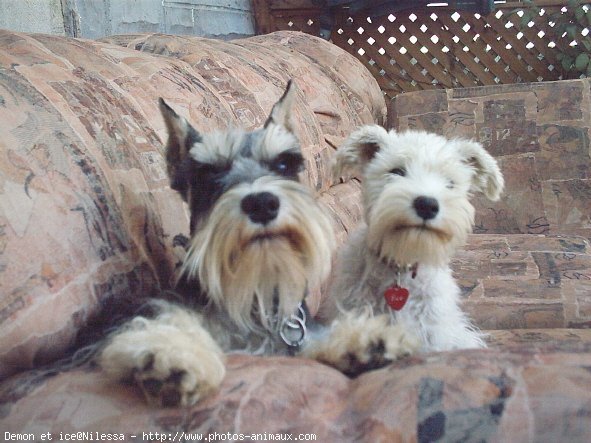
0,30,384,379
455,234,591,329
2,343,591,440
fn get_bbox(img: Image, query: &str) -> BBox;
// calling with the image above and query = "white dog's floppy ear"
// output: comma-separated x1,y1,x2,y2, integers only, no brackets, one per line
333,125,391,178
455,139,505,201
264,80,296,133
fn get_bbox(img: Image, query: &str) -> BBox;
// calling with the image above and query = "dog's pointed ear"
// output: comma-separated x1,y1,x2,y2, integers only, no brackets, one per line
264,80,296,132
333,125,391,179
159,98,201,195
455,139,505,201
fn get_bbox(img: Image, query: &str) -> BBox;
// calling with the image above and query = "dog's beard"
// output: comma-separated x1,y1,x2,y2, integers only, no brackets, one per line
366,188,474,266
180,177,334,332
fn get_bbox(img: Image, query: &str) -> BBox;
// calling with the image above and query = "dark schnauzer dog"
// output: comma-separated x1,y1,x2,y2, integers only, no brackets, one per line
98,81,336,407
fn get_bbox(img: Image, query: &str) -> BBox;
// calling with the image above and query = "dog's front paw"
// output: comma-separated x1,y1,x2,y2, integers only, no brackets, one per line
99,311,225,407
132,347,223,407
304,313,418,377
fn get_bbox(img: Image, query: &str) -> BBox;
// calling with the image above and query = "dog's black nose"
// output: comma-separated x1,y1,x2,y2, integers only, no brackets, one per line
413,196,439,220
241,192,280,225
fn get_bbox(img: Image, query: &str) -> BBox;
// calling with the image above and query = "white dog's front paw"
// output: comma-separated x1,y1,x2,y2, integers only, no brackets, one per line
99,309,225,407
304,312,418,377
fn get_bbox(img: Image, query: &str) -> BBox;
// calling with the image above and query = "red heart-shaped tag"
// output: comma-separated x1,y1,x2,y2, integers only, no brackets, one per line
384,285,410,310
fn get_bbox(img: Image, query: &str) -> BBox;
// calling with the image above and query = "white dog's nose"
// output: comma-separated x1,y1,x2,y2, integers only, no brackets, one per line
413,196,439,220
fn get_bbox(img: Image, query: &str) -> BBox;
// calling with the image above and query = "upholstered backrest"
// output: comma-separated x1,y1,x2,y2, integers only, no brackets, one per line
0,30,384,379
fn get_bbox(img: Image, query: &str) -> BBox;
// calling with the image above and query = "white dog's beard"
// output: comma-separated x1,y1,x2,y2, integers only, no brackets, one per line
180,182,334,332
368,224,457,266
367,203,474,267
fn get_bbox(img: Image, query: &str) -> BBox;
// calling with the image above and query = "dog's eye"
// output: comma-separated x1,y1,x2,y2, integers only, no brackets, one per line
389,167,406,177
271,152,304,177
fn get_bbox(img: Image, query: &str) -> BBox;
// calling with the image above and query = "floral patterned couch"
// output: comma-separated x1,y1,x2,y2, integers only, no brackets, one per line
1,29,590,441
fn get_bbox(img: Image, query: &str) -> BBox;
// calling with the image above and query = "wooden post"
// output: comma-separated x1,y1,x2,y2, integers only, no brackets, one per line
251,0,275,34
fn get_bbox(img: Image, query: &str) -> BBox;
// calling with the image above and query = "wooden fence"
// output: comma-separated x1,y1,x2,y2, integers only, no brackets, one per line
252,1,587,98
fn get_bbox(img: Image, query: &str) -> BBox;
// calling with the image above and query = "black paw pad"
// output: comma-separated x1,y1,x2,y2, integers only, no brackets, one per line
369,339,386,357
161,388,182,407
142,353,155,371
342,341,392,378
167,369,186,385
141,378,163,396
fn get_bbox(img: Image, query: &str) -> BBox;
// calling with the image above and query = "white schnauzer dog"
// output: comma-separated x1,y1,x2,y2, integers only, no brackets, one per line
304,125,504,375
98,82,336,407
